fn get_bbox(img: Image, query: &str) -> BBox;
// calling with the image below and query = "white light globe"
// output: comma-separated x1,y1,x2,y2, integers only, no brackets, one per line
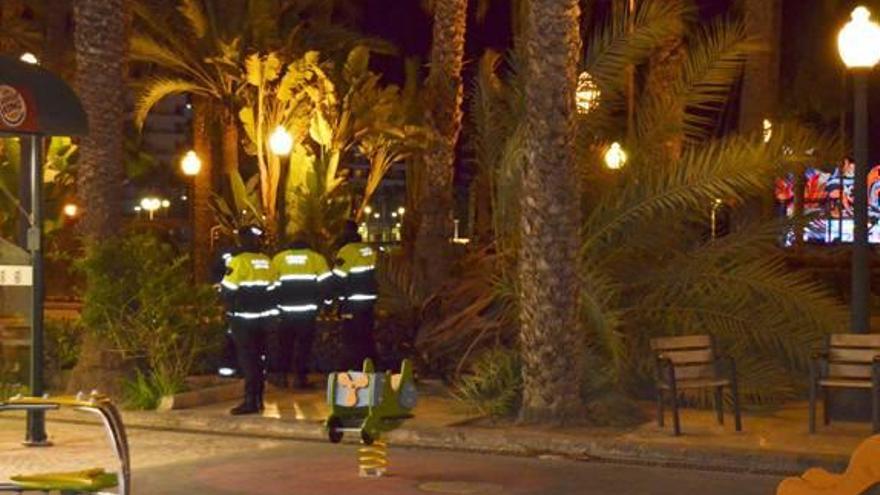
838,7,880,69
576,71,601,114
269,125,293,156
180,150,202,176
19,53,38,65
62,204,78,218
604,142,627,170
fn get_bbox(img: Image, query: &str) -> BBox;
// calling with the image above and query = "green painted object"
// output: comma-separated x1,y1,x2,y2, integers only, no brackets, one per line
325,359,417,444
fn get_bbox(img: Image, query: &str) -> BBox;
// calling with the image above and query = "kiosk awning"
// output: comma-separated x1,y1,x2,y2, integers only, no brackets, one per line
0,56,87,137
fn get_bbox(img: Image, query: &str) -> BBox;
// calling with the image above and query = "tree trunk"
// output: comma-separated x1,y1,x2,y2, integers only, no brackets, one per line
68,0,128,397
73,0,126,240
220,110,240,203
739,0,781,134
43,0,72,80
643,36,686,165
518,0,584,424
414,0,467,291
192,96,213,283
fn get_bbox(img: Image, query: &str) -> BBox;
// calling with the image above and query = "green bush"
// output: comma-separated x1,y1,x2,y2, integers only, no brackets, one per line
122,369,184,410
45,318,82,372
453,348,522,419
0,357,24,401
78,232,224,406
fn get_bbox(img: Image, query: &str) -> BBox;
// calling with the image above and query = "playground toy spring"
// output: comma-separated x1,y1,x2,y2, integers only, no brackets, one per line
358,440,388,478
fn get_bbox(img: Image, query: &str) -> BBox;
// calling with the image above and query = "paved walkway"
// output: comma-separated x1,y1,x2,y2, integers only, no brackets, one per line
0,418,780,495
4,377,873,479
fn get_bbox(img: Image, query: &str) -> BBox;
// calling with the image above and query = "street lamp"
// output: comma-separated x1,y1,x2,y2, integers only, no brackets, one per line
62,203,78,218
839,6,880,334
140,197,162,221
576,71,601,114
180,150,202,176
604,142,627,170
19,53,38,65
269,125,293,156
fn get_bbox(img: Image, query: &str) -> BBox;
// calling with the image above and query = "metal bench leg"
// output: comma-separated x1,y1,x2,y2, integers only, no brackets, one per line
823,389,831,426
656,390,665,428
809,381,817,434
730,380,742,432
714,386,724,426
873,369,880,434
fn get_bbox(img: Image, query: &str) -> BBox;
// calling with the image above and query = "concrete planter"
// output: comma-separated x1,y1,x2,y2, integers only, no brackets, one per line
157,376,242,411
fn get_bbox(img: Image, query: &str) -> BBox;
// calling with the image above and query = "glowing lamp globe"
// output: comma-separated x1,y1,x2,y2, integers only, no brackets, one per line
19,53,38,65
604,142,627,170
269,126,294,156
180,150,202,176
62,204,78,218
838,7,880,69
576,71,601,114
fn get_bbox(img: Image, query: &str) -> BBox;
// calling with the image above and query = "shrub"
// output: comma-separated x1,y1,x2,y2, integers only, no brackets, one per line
45,318,82,372
122,369,183,410
453,348,522,419
78,232,224,406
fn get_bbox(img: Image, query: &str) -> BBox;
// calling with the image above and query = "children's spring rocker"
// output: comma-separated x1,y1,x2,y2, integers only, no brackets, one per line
0,392,130,495
325,359,417,477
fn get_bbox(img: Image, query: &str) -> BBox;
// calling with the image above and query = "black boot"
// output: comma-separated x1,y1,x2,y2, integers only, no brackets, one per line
229,396,260,415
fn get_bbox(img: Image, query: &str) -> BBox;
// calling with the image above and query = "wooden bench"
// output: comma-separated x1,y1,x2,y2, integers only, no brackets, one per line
650,335,742,436
809,334,880,434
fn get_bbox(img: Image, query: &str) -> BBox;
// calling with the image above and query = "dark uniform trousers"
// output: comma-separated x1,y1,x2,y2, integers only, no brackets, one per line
274,314,317,380
230,317,269,405
342,306,378,370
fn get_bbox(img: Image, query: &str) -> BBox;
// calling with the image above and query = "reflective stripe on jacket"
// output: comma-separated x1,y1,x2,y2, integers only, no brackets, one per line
334,242,378,312
271,248,331,315
222,252,276,319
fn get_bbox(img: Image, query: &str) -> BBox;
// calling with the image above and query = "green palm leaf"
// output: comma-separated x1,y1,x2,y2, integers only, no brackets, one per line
134,78,205,129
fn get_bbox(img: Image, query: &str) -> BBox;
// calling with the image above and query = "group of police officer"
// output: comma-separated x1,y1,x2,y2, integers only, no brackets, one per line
219,220,379,416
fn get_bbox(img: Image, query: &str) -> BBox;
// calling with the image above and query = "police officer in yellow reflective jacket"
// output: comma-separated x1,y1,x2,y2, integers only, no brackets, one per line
221,225,277,415
270,234,332,389
333,221,379,369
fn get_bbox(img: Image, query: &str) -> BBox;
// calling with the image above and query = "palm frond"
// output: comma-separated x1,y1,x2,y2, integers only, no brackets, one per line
134,78,206,129
178,0,208,38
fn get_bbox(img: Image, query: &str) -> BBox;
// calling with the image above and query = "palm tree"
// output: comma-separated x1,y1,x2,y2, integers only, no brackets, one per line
73,0,126,239
414,0,468,290
66,0,128,398
517,0,584,424
739,0,781,133
191,95,213,282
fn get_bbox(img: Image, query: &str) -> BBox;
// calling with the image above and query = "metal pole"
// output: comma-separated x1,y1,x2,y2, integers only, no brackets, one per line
17,138,32,249
852,70,871,334
25,135,48,445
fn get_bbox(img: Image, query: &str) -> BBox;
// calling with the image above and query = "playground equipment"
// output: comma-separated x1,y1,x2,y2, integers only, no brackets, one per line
0,392,130,495
325,359,417,477
777,434,880,495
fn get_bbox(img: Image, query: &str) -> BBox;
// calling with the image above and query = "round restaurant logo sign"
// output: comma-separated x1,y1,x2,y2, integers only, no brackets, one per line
0,85,27,128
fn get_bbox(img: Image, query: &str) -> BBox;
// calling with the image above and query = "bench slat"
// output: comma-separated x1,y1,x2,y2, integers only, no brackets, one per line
828,363,874,379
671,364,716,380
651,335,712,351
660,349,713,365
829,348,880,363
830,334,880,348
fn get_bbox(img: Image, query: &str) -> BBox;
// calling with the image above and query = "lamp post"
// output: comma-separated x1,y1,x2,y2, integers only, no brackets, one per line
838,6,880,334
181,150,201,277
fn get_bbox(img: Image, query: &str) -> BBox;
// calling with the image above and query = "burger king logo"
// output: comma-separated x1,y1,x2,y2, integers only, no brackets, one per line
0,85,27,128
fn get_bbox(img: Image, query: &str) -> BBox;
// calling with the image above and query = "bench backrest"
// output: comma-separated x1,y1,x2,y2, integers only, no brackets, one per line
827,334,880,380
650,335,717,380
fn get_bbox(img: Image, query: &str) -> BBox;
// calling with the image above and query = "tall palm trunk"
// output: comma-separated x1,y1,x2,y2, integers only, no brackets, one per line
220,109,240,202
67,0,128,398
518,0,584,424
73,0,126,240
414,0,467,290
192,96,213,283
43,0,72,80
644,36,686,165
739,0,781,133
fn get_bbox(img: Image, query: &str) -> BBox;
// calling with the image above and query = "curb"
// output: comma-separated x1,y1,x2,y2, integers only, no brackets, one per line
36,409,849,476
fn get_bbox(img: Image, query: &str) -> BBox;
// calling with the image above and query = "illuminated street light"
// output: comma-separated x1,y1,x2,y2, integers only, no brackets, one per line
19,53,38,65
838,7,880,68
603,142,627,170
364,205,373,215
373,212,380,219
576,71,600,114
140,197,162,220
269,125,293,156
838,6,880,334
62,204,78,218
180,150,202,176
763,119,773,143
397,206,405,216
161,199,171,208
